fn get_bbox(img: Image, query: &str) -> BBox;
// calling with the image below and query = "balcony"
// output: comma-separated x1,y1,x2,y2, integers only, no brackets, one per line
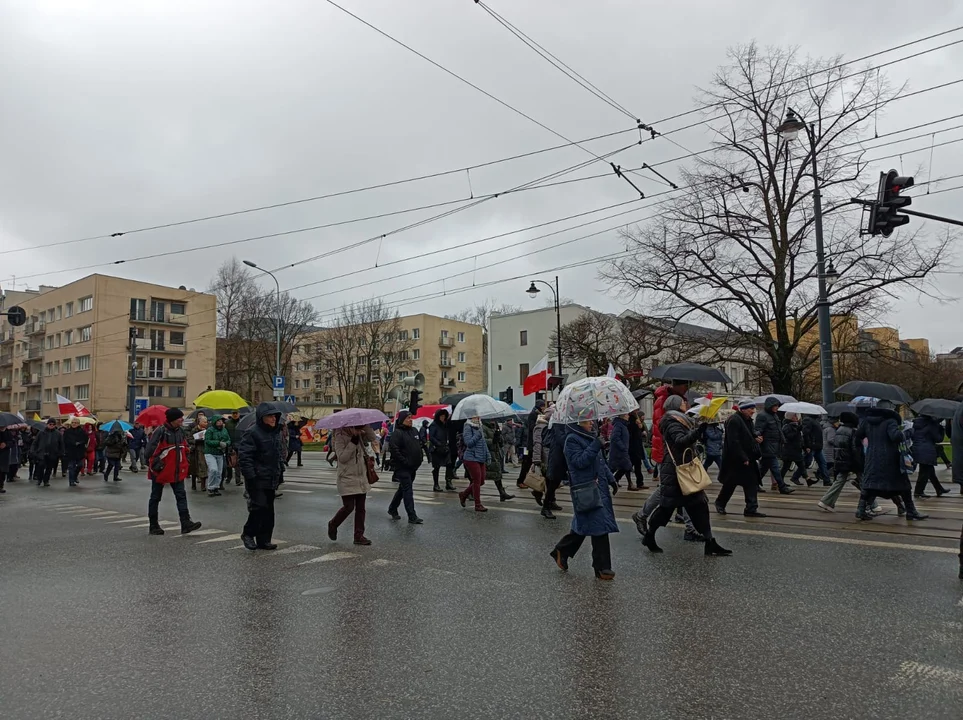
130,311,188,326
25,399,42,412
0,331,13,344
132,340,187,353
27,347,42,360
438,335,455,348
168,313,188,325
167,367,187,379
439,357,453,368
0,352,12,367
0,377,10,389
440,376,456,388
25,321,45,336
23,373,41,387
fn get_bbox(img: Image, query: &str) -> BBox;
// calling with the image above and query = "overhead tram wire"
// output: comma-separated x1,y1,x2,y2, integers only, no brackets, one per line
12,24,963,258
7,79,962,286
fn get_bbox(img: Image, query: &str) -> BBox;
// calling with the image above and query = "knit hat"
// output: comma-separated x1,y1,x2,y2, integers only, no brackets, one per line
738,399,757,410
397,410,411,424
165,407,184,423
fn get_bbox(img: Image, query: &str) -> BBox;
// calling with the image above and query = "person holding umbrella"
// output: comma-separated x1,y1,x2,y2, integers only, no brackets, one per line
102,424,128,482
642,395,731,556
714,400,766,517
388,410,425,524
328,424,379,545
458,412,491,513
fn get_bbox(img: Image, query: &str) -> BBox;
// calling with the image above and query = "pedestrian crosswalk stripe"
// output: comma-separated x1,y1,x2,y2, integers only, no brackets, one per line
280,489,312,494
49,504,85,509
367,559,395,567
197,534,245,544
59,508,105,514
298,551,358,565
97,513,137,520
173,529,230,538
82,511,122,518
227,540,289,550
894,660,963,686
129,521,179,528
108,517,149,524
273,544,321,555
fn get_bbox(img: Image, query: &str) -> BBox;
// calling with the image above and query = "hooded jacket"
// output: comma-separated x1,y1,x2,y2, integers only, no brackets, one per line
781,418,804,461
704,423,724,457
428,409,451,459
628,414,645,463
236,403,284,491
204,416,232,456
128,425,146,451
104,428,129,460
547,423,569,483
31,426,64,461
658,411,706,506
607,416,632,472
754,397,782,458
389,419,424,476
910,415,944,466
145,422,191,484
532,415,549,466
334,425,378,496
855,407,910,493
223,415,242,443
832,412,860,475
802,416,823,450
564,426,618,536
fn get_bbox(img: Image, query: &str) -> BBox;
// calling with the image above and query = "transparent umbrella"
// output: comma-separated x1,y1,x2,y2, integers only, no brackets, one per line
451,394,514,420
553,377,639,424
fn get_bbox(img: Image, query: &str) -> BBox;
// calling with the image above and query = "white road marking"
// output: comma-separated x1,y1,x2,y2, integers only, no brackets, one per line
197,534,245,544
173,529,230,538
272,544,321,555
128,521,179,528
227,540,289,550
108,517,149,524
298,551,358,565
367,559,395,567
82,511,122,518
59,508,105,514
278,489,312,494
96,513,137,520
894,660,963,686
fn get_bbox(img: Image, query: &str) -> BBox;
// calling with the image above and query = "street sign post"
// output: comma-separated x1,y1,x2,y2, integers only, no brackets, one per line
284,395,296,404
133,397,149,415
272,375,285,399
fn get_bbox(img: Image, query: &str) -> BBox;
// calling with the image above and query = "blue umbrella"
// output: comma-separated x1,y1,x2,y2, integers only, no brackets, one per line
102,419,133,432
509,401,528,413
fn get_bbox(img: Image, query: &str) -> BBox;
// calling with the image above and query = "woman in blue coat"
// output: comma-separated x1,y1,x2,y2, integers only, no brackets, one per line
911,415,948,498
607,414,634,489
549,419,618,580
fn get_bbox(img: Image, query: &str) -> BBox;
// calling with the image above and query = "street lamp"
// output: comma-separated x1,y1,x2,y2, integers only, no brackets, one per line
243,259,282,387
525,276,562,379
776,109,836,407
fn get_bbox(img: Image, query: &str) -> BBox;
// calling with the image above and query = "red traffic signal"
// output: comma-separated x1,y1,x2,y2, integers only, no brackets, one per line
870,169,914,237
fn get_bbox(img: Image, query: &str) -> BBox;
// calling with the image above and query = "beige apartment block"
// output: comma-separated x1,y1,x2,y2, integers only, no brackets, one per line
287,313,485,416
0,274,216,417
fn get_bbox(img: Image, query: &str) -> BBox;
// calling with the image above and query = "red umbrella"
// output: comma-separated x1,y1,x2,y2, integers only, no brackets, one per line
136,405,170,428
405,404,451,422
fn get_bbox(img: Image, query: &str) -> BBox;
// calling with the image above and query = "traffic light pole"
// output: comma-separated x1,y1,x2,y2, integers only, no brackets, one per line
806,125,835,409
850,198,963,228
128,328,138,425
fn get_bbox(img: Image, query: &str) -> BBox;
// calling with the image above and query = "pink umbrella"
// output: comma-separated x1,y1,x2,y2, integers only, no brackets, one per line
316,408,389,429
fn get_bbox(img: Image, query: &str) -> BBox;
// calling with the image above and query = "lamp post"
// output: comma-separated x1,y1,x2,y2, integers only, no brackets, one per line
776,109,840,407
243,260,282,386
525,275,562,379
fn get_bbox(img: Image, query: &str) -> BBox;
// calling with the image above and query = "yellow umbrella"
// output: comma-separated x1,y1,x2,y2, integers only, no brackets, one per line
194,389,249,410
698,396,729,420
68,414,97,425
33,412,42,421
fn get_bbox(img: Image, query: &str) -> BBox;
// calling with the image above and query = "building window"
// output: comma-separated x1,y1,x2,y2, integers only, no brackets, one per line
398,371,409,381
53,360,59,375
324,395,335,404
130,298,146,321
79,296,93,313
149,358,164,379
47,309,55,322
441,370,448,379
62,358,71,374
75,384,90,401
55,306,62,321
520,330,528,346
44,389,52,402
150,329,165,349
80,326,92,342
325,377,334,388
519,363,529,385
170,302,186,315
46,336,54,350
169,358,184,370
303,343,312,355
412,328,420,340
743,368,751,385
55,333,61,348
457,332,465,343
458,352,466,363
412,349,420,360
294,379,301,390
458,371,466,382
356,374,366,383
498,364,502,371
65,302,73,318
304,379,311,389
400,350,409,361
148,385,164,397
167,330,185,346
398,329,408,341
76,355,91,372
45,362,53,376
64,330,73,346
169,386,185,399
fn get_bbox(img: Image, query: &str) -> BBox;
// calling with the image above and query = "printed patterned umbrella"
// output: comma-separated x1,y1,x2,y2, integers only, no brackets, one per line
552,376,639,424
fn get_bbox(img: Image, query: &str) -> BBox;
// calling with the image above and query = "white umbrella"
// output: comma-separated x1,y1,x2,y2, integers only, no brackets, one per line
778,401,827,416
451,394,514,420
753,394,797,406
552,376,639,424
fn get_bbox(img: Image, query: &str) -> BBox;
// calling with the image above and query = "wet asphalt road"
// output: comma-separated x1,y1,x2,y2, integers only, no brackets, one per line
1,458,961,720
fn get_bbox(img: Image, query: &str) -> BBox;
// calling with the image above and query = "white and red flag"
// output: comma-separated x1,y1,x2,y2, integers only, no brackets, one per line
523,355,549,396
57,393,91,417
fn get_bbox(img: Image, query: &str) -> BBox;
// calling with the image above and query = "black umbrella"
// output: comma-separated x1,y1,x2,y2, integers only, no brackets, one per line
824,401,853,417
631,389,652,400
649,362,733,384
0,411,27,429
28,419,47,431
236,402,292,433
835,381,914,406
439,392,473,409
270,400,298,413
188,407,214,420
910,398,961,419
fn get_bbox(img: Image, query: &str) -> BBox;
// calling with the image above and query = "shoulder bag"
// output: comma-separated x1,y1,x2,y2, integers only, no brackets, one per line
665,443,712,495
569,477,602,513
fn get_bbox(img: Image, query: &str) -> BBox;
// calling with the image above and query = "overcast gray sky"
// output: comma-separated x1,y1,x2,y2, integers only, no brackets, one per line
2,0,961,351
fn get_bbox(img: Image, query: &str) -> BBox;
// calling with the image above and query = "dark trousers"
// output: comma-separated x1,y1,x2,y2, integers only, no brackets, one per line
703,454,722,471
67,459,83,485
632,458,646,487
555,532,611,571
545,471,562,507
431,456,452,487
36,461,54,485
285,448,302,466
715,481,759,514
243,486,276,543
516,452,533,486
759,456,786,489
148,480,189,520
613,468,631,486
649,495,714,539
104,458,122,480
780,457,807,484
915,464,947,496
331,493,367,540
389,472,416,519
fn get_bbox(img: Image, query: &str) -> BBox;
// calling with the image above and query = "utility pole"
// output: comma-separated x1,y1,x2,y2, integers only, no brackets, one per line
128,328,138,424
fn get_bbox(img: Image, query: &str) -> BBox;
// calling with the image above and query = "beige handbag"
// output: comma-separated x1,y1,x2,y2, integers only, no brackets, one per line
665,444,712,496
525,466,547,494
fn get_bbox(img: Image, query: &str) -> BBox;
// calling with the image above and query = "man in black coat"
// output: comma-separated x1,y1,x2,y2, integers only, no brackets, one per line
30,419,64,487
516,399,545,488
388,410,424,524
754,397,794,495
238,403,284,550
715,401,766,517
428,408,455,493
802,415,830,483
62,418,89,487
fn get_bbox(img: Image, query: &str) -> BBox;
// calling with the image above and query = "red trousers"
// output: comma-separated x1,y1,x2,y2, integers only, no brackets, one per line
84,449,96,474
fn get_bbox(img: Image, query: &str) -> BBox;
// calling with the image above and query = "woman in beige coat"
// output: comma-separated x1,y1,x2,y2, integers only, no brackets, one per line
327,425,379,545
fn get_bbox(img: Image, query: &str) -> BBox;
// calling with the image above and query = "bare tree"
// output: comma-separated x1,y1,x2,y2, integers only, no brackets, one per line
603,44,950,395
446,299,521,327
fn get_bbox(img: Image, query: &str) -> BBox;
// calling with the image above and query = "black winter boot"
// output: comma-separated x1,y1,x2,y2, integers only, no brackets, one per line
148,518,165,536
445,479,456,492
704,538,733,556
494,479,515,502
179,513,202,534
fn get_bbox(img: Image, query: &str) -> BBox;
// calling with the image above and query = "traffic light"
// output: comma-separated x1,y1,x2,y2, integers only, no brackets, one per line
498,387,514,404
869,169,914,237
408,389,423,415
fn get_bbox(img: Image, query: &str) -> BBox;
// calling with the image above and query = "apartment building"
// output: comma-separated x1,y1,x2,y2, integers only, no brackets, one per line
0,274,216,417
287,313,485,415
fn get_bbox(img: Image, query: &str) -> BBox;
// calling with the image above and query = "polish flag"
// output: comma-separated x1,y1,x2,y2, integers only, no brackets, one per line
57,393,91,417
523,355,549,396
